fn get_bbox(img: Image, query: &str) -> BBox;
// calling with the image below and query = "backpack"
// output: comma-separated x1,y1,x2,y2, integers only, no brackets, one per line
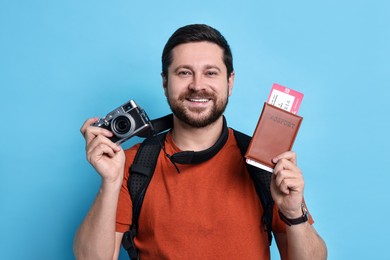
121,114,274,260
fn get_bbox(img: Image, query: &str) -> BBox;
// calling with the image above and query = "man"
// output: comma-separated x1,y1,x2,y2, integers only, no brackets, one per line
74,24,327,259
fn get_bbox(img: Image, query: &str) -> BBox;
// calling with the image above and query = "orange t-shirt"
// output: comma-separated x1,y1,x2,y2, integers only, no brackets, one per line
116,129,287,259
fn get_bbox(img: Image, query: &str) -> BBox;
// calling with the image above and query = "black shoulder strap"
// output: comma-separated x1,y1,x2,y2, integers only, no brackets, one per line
121,132,167,260
233,129,274,245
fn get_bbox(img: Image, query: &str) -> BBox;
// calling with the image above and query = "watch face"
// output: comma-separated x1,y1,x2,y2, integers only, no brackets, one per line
301,202,308,216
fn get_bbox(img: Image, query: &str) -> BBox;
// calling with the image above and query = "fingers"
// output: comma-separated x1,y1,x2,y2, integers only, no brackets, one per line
87,134,121,160
272,150,297,165
87,141,121,167
80,117,121,165
80,117,99,137
271,151,305,217
80,117,125,184
80,117,113,143
272,155,303,195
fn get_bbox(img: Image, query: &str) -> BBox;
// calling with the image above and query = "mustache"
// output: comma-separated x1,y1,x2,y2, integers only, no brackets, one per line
178,90,215,100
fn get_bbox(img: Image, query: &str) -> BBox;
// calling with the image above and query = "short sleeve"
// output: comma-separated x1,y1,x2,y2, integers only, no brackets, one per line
115,144,140,233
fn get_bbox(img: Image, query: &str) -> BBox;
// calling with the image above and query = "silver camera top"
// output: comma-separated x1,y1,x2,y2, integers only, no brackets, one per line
94,100,138,127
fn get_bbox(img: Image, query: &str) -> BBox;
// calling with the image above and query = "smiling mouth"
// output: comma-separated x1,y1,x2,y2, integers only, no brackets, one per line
187,98,210,103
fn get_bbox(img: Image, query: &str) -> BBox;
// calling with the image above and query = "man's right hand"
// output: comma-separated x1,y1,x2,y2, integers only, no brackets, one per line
80,118,125,185
75,119,125,259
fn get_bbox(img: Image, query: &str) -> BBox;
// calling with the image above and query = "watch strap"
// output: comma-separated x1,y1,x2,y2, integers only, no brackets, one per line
278,204,308,226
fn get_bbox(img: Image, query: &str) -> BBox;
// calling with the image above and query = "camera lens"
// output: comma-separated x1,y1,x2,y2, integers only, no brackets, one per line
112,116,132,135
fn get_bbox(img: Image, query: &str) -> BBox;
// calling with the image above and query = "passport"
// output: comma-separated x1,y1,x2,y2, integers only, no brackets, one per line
245,102,303,172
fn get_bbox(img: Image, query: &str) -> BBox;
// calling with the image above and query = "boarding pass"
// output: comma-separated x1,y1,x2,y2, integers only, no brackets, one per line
267,83,304,114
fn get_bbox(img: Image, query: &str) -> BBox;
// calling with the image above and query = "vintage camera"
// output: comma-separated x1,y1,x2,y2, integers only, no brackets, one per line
92,100,152,144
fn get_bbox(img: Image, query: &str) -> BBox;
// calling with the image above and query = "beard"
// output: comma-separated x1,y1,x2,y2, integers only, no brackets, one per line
167,89,229,128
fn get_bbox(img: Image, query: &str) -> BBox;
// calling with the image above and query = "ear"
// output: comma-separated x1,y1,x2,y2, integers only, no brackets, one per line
161,73,168,96
227,71,235,96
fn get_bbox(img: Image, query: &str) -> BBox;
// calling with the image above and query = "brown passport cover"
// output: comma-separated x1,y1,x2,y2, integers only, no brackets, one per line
245,102,303,172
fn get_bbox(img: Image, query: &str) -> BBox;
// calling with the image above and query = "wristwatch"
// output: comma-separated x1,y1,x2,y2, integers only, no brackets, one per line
279,203,309,226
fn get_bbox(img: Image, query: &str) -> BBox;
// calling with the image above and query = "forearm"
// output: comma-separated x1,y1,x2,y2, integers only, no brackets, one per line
74,181,121,260
286,223,327,260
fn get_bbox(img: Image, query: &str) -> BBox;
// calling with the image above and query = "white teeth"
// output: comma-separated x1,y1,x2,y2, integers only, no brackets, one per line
189,98,209,103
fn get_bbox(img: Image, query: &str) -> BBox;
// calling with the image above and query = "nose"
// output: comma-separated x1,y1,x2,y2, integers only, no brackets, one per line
188,74,205,91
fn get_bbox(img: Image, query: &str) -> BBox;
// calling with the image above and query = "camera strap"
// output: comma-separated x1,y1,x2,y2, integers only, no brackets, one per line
140,113,229,165
167,117,229,165
136,114,174,138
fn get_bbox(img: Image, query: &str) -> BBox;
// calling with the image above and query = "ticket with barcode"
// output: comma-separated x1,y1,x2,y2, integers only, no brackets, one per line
267,83,304,114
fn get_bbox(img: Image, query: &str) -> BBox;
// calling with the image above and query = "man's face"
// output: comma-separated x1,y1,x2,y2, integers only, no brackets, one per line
163,41,234,128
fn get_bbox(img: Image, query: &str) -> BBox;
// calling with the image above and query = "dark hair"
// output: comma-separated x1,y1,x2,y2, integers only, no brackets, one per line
161,24,234,78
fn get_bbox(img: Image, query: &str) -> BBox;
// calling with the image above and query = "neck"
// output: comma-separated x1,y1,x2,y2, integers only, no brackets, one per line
171,116,224,151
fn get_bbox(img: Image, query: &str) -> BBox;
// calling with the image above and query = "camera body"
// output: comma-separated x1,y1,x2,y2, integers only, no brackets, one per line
92,100,151,144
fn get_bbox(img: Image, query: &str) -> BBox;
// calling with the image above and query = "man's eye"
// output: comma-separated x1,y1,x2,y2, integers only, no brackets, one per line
206,71,218,76
178,70,192,76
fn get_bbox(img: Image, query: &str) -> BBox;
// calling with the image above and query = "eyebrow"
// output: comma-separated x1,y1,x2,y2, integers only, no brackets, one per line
173,65,222,73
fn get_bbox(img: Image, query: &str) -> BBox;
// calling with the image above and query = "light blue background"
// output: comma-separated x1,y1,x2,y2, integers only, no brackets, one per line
1,1,389,259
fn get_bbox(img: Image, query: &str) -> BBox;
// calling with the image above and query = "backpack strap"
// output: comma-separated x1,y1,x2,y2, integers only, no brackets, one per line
233,129,274,245
121,132,167,260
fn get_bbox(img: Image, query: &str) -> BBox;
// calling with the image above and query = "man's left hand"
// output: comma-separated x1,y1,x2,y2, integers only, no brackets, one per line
271,151,304,218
